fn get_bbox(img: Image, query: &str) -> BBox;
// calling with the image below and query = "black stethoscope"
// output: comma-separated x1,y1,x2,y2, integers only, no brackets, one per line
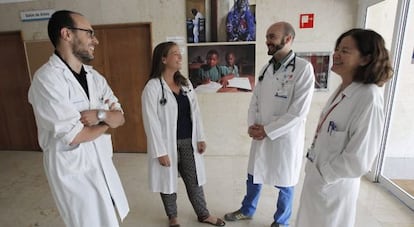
258,54,296,82
159,77,167,105
159,77,191,106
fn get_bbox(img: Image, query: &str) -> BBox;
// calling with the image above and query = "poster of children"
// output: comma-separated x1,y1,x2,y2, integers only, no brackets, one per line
188,44,255,92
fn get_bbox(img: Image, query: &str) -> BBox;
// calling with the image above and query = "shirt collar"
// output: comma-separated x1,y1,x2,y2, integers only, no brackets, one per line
271,50,294,73
54,50,86,77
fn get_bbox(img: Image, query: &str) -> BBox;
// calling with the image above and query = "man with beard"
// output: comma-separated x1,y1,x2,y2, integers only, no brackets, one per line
28,10,129,227
224,22,314,227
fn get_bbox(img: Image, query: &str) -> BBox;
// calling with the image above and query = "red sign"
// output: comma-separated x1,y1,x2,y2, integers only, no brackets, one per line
300,14,314,29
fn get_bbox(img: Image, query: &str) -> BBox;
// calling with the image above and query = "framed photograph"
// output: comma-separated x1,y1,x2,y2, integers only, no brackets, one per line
297,52,331,91
186,0,207,43
222,0,256,42
186,0,256,43
187,43,255,93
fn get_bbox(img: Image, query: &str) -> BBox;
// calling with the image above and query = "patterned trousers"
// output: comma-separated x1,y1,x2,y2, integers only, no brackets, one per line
160,138,210,219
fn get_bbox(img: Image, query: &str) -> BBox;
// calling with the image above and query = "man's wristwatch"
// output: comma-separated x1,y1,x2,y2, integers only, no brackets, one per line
97,110,107,122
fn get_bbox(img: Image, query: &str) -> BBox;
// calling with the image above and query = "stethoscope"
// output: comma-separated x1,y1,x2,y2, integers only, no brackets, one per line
159,77,167,105
258,54,296,82
159,77,191,106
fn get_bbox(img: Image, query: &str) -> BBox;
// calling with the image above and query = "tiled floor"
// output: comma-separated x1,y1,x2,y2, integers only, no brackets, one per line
392,179,414,197
0,151,413,227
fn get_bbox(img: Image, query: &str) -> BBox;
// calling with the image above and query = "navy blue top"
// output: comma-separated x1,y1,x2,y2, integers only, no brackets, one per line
55,50,89,99
174,89,193,139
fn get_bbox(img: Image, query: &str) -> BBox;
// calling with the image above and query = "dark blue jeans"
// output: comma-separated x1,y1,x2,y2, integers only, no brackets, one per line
240,174,294,225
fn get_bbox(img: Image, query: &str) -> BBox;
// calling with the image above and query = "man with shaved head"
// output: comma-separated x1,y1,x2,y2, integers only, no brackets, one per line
224,21,315,227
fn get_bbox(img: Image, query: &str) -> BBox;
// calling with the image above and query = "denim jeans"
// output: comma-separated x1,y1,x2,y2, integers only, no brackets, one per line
240,174,294,225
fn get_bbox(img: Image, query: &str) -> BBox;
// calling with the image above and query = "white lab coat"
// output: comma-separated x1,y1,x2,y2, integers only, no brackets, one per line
28,54,129,227
141,78,206,194
247,54,315,186
296,83,384,227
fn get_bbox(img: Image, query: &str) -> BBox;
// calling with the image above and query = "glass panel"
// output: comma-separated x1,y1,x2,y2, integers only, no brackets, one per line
381,0,414,200
366,0,414,210
365,0,398,175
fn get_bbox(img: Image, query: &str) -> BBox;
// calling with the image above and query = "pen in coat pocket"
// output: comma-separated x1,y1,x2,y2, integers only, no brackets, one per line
327,121,337,135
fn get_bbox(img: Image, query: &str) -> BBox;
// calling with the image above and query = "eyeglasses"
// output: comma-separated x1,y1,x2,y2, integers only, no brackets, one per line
67,27,95,38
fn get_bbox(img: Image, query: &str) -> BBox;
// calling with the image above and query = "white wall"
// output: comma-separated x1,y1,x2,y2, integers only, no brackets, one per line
365,0,397,50
202,0,356,156
0,0,358,156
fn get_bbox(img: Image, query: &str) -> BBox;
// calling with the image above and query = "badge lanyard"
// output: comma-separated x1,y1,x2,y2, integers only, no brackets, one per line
311,94,345,148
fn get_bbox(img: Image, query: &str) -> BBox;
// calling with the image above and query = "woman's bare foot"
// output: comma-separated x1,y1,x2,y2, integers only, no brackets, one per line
169,217,180,227
199,215,226,226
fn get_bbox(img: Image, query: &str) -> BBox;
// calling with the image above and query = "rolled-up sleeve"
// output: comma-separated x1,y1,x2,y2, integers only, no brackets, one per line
29,69,84,147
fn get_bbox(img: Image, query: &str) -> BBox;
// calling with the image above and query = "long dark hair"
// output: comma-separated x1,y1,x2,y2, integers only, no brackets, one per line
148,41,188,86
335,28,393,86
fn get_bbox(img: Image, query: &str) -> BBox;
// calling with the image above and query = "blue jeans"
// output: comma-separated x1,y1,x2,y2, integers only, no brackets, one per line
240,174,294,225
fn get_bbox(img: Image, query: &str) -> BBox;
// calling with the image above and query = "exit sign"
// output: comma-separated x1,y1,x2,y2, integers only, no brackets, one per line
300,13,314,29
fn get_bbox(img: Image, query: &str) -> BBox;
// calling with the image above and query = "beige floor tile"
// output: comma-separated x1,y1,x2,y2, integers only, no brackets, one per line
0,151,413,227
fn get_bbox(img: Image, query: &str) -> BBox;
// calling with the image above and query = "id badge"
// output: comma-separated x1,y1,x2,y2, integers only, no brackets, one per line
275,88,288,98
306,147,316,162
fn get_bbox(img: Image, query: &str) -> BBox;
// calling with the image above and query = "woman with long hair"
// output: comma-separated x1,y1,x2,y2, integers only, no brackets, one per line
141,41,225,227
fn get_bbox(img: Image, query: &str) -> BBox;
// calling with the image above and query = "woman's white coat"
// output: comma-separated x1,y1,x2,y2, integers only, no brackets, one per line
296,83,385,227
142,78,206,194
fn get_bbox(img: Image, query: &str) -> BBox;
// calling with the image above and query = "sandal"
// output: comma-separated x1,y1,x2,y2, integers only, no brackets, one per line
198,215,226,226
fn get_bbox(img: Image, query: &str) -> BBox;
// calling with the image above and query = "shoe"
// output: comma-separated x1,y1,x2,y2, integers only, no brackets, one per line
270,222,279,227
270,222,287,227
198,215,226,226
224,209,252,221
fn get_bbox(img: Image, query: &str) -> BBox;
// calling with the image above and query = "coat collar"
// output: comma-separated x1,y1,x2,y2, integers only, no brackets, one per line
49,54,94,74
49,54,93,101
341,82,363,98
328,82,363,107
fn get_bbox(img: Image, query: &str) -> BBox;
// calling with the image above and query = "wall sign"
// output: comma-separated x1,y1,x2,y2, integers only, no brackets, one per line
0,0,33,3
20,9,54,22
300,13,314,29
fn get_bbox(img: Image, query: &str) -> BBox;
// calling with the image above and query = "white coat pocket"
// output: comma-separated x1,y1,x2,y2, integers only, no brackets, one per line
274,84,293,100
58,145,86,174
305,161,330,196
71,97,88,111
327,130,347,153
